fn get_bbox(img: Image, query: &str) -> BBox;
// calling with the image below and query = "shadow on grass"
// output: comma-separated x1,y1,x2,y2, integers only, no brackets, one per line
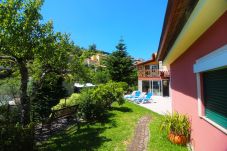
39,106,131,151
111,106,132,113
39,124,111,151
98,112,117,128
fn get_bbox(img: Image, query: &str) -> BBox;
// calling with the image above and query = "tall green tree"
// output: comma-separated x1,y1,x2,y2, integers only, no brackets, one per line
105,39,135,85
0,0,60,125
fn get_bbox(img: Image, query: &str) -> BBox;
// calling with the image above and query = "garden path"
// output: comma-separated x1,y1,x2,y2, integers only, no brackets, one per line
127,116,151,151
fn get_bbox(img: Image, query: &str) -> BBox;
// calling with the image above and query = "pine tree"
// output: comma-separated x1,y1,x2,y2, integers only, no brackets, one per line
105,39,135,85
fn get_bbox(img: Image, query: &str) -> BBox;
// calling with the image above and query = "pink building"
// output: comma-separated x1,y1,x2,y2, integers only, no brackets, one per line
157,0,227,151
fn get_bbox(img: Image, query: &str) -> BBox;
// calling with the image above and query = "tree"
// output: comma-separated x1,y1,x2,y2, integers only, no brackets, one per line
88,44,97,51
92,69,110,84
0,0,58,125
105,39,135,85
30,33,72,121
69,49,94,83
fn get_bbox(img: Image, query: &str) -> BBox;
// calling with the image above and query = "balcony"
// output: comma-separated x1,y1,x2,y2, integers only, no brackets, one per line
138,69,169,78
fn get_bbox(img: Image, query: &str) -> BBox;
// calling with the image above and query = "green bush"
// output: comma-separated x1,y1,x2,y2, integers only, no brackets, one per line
50,81,126,121
0,105,21,124
92,81,125,108
74,81,125,121
31,76,68,121
116,82,128,92
77,89,101,121
66,93,81,105
0,123,35,151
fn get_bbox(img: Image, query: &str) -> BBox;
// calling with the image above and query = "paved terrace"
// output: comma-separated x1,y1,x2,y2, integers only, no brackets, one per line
138,96,172,115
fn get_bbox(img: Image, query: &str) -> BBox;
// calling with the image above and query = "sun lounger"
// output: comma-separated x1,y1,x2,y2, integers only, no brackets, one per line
134,92,152,103
133,92,146,103
128,91,141,101
142,92,153,103
124,91,137,99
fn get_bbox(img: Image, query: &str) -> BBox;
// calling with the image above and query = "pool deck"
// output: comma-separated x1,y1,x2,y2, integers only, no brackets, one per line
137,96,172,115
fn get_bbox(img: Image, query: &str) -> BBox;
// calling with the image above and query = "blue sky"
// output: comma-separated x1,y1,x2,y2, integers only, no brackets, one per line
41,0,167,60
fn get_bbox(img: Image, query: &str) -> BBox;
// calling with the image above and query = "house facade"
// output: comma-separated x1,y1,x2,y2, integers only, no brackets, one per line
137,53,170,96
85,53,107,68
157,0,227,151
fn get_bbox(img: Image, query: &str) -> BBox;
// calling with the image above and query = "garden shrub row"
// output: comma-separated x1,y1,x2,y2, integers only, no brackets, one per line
53,81,127,121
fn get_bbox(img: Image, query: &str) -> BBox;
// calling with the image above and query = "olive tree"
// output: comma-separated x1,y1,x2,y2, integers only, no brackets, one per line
0,0,58,125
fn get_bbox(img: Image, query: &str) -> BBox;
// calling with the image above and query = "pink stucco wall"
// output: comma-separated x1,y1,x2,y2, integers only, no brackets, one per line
170,12,227,151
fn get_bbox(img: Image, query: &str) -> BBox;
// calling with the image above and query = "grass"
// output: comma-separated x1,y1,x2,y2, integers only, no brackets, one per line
52,93,80,110
148,114,188,151
39,101,188,151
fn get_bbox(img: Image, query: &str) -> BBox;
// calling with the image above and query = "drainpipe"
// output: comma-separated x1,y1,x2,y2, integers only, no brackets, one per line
149,80,151,93
161,80,163,96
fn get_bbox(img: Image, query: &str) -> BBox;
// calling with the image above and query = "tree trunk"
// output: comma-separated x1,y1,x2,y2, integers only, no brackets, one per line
18,61,30,126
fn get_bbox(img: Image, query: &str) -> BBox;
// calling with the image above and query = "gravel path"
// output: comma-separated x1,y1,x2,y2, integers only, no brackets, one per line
127,116,151,151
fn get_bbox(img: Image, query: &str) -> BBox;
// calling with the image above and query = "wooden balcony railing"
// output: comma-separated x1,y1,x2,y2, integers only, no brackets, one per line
138,69,170,78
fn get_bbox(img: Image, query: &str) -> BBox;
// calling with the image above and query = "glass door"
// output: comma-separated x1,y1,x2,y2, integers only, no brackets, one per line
152,81,161,96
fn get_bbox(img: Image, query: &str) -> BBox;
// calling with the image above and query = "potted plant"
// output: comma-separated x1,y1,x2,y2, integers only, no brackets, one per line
160,112,191,145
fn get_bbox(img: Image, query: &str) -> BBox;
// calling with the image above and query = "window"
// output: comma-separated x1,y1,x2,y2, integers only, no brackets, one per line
194,45,227,133
142,80,150,92
145,65,150,70
151,65,158,70
203,68,227,129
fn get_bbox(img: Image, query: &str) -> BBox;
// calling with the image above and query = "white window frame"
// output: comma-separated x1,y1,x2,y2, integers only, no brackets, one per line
151,65,158,70
194,44,227,134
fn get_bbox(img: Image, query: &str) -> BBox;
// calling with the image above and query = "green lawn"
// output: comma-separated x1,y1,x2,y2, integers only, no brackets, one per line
52,93,80,110
39,102,188,151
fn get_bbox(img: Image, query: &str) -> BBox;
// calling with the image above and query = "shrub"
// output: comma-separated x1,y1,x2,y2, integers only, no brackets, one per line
0,105,21,124
75,81,125,121
92,81,125,108
66,93,81,106
116,82,128,92
50,81,126,121
31,75,68,121
77,89,103,121
0,123,35,151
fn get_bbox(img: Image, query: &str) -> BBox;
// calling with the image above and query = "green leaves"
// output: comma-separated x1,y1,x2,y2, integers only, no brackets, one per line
91,81,125,107
62,81,126,121
105,39,136,85
0,0,44,59
115,38,127,51
160,112,191,139
0,0,76,125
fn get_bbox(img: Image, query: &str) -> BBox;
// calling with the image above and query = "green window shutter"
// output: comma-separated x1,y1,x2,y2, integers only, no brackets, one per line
203,68,227,129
